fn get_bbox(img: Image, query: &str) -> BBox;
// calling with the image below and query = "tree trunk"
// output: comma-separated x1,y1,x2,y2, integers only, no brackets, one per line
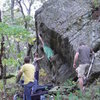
27,43,33,56
11,0,15,22
0,10,6,99
16,42,21,53
3,65,7,99
16,0,28,29
0,35,5,78
35,21,39,52
0,10,2,22
0,10,4,78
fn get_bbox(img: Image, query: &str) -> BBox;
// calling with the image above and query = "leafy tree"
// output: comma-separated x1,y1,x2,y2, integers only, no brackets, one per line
0,0,46,98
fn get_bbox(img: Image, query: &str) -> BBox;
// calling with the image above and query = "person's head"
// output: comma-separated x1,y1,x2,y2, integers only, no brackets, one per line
79,42,85,46
24,56,30,63
34,52,38,57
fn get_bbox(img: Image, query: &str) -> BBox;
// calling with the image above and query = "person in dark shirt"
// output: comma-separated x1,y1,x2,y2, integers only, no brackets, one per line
33,52,44,84
73,42,94,92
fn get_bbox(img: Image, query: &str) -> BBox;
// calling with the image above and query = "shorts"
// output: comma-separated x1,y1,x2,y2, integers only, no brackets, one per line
76,64,89,78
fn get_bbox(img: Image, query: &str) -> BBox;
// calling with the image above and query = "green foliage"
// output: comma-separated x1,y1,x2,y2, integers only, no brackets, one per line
25,16,33,22
0,22,30,36
0,80,3,90
3,50,25,69
2,58,19,67
15,17,25,26
64,79,76,86
27,34,36,45
39,68,47,77
68,92,79,100
0,22,36,69
55,91,62,100
63,80,100,100
93,0,99,8
0,22,35,47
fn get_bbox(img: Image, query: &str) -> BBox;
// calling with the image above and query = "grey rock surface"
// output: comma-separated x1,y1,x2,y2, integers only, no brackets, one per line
35,0,100,83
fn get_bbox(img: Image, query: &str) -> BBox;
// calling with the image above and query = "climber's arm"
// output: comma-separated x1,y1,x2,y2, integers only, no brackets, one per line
73,52,79,68
16,69,23,83
35,55,44,61
38,34,44,46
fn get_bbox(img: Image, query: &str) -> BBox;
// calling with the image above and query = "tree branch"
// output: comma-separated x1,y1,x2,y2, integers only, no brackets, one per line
16,0,28,28
22,0,34,15
11,0,15,22
0,10,2,22
22,0,29,13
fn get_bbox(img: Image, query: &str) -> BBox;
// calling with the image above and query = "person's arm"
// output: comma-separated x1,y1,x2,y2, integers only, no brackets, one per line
90,49,95,57
35,55,44,61
73,52,79,68
38,34,44,46
16,70,23,83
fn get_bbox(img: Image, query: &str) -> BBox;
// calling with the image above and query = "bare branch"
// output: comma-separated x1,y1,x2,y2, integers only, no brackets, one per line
28,0,34,15
11,0,15,22
22,0,34,15
16,0,28,28
0,10,2,22
22,0,29,13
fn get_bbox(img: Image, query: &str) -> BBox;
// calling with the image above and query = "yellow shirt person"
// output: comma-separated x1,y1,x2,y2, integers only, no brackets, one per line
21,63,35,84
16,56,36,100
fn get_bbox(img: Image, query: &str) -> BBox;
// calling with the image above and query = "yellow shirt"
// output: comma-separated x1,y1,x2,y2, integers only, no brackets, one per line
21,63,35,84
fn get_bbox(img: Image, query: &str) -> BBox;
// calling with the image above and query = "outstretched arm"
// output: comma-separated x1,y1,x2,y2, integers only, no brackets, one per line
38,34,44,46
35,55,44,61
16,70,23,83
73,52,79,68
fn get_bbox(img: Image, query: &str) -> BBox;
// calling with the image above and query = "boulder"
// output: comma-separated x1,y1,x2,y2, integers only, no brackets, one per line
35,0,100,83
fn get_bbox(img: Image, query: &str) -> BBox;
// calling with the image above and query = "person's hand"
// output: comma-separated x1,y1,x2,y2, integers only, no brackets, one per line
16,75,19,83
38,33,40,38
73,63,76,69
42,55,44,59
38,33,41,38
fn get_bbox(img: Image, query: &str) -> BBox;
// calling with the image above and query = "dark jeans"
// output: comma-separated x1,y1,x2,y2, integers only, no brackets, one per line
35,71,39,84
23,82,33,100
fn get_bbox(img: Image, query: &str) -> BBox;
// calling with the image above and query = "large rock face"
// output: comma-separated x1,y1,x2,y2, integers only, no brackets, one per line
35,0,100,83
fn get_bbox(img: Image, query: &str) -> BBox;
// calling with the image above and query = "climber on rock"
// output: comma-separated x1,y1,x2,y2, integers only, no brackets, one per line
38,33,58,82
73,42,94,93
